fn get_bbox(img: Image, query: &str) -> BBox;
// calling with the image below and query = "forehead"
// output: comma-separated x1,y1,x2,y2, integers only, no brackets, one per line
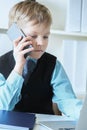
22,21,51,35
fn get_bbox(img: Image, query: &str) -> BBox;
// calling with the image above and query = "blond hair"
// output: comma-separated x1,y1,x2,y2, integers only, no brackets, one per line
8,0,52,28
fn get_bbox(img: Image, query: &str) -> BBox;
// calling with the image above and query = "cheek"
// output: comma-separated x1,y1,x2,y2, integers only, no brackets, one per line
44,41,48,48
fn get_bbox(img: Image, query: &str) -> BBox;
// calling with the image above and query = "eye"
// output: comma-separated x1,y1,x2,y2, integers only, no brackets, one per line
43,36,49,39
31,35,37,39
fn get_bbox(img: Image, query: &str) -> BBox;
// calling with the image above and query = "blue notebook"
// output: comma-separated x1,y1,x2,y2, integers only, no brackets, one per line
0,110,36,130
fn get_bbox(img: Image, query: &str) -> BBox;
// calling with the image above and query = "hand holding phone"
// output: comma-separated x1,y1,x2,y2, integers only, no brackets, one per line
7,23,32,58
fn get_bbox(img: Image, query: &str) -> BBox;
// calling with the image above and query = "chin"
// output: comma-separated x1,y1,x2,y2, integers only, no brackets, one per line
30,51,44,59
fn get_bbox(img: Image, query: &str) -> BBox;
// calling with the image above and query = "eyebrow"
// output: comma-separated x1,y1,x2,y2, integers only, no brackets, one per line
45,32,50,35
26,32,50,36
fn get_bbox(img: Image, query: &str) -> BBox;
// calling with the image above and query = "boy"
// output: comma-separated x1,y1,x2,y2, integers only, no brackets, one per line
0,0,82,119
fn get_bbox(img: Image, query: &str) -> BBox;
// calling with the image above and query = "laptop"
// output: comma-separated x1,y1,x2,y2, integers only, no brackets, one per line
39,119,76,130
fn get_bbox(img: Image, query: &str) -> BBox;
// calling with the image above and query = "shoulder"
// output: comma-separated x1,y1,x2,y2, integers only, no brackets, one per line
0,50,15,78
0,50,13,62
0,50,15,70
56,59,63,68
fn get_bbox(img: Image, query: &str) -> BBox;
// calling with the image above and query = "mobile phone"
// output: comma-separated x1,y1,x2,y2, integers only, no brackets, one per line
7,22,32,58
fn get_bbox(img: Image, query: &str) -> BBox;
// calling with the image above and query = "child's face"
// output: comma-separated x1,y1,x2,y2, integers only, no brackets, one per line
22,21,51,59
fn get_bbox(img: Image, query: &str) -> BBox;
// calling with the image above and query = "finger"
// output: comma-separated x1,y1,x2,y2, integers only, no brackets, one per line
22,46,34,56
13,36,22,47
20,35,33,43
18,41,33,51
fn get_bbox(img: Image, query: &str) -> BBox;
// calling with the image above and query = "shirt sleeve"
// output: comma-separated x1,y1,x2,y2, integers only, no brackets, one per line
0,71,24,110
51,60,83,120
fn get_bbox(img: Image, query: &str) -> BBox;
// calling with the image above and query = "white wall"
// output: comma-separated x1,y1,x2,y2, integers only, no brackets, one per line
0,0,22,28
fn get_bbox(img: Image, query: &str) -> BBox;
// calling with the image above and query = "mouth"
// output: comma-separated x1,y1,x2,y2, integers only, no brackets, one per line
34,50,44,52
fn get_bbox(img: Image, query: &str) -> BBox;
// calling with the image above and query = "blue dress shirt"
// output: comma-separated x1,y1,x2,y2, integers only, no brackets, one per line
0,59,82,120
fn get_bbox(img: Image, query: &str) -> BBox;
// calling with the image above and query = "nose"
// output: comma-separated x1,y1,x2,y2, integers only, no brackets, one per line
36,36,44,46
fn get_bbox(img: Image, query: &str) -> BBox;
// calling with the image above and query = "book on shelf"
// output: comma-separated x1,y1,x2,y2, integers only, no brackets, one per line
81,0,87,32
0,110,36,130
66,0,82,32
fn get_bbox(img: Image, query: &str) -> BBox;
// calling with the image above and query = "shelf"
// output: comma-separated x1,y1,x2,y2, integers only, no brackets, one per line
0,28,7,34
50,29,87,41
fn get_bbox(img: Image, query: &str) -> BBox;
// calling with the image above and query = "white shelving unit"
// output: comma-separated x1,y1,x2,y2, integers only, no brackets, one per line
0,28,7,34
51,29,87,41
46,0,87,99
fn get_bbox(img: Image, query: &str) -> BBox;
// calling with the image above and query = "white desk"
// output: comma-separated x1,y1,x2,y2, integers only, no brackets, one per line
33,114,76,130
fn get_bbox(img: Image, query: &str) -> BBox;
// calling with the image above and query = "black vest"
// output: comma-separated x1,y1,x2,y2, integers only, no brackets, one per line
0,51,56,114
